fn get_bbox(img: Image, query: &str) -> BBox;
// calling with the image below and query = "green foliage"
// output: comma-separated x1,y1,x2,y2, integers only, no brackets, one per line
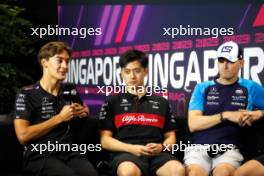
0,4,34,60
0,4,35,114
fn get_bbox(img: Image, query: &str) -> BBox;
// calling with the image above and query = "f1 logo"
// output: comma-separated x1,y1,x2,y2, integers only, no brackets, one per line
221,46,233,53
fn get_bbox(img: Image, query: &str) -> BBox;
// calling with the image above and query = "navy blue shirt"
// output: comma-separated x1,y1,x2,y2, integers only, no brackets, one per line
189,78,264,147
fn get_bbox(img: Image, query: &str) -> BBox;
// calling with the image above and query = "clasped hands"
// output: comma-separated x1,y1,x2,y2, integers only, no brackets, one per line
130,143,164,157
223,110,263,127
57,103,90,122
238,110,263,127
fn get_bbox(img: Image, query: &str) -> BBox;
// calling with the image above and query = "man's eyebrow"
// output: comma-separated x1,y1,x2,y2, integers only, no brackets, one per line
56,56,70,59
124,68,141,70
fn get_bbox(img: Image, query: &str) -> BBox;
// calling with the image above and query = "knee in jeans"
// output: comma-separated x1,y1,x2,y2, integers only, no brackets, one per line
117,162,141,176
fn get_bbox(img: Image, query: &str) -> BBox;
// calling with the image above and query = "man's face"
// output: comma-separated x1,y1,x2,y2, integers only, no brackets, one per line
218,58,244,80
121,60,147,88
42,50,70,81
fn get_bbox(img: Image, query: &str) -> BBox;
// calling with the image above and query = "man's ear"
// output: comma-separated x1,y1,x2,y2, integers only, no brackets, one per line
120,68,124,79
41,58,48,68
144,68,148,76
240,59,244,68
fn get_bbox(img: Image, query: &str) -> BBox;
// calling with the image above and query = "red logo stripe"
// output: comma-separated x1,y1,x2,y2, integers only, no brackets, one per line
115,113,165,128
253,4,264,27
115,5,132,43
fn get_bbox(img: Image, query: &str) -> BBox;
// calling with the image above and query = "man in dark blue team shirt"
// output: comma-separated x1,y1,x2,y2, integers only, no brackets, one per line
184,41,264,176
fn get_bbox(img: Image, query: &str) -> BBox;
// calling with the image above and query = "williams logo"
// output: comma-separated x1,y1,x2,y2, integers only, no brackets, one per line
221,46,233,53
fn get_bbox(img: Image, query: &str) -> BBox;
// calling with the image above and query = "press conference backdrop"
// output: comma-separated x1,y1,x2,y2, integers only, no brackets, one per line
58,1,264,117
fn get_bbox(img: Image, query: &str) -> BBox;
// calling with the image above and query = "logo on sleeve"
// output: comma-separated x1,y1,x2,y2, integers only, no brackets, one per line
16,93,26,111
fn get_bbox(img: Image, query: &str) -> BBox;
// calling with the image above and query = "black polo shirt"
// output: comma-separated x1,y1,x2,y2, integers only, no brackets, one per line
99,93,176,145
14,82,82,146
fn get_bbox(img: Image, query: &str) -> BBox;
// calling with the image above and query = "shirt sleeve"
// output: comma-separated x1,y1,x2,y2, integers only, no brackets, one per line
14,89,33,121
251,82,264,109
188,83,205,111
99,98,114,130
163,100,176,132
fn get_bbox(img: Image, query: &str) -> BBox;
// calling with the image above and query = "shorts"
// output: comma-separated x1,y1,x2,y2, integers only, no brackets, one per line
111,152,178,176
183,145,244,174
23,150,98,176
254,154,264,165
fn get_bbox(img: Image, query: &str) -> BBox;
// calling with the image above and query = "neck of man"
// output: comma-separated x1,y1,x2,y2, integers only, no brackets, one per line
126,85,146,99
217,76,239,85
40,75,61,96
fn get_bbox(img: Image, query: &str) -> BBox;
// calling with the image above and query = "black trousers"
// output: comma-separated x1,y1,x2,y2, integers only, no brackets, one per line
24,151,98,176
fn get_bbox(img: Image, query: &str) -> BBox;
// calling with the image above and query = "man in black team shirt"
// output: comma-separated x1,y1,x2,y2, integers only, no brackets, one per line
99,50,185,176
13,41,98,176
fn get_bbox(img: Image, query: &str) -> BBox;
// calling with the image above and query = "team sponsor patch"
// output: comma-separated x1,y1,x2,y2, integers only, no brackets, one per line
115,113,165,128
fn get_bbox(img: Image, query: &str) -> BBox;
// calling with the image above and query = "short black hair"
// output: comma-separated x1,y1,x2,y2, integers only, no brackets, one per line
119,49,148,68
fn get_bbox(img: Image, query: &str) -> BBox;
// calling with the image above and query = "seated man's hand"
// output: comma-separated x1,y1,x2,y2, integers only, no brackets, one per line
72,103,90,118
222,111,243,124
57,105,75,122
145,143,163,155
129,144,152,157
239,110,263,127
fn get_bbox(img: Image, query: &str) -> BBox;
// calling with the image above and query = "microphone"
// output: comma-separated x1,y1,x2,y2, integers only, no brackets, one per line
60,84,86,119
59,84,79,130
61,84,78,105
